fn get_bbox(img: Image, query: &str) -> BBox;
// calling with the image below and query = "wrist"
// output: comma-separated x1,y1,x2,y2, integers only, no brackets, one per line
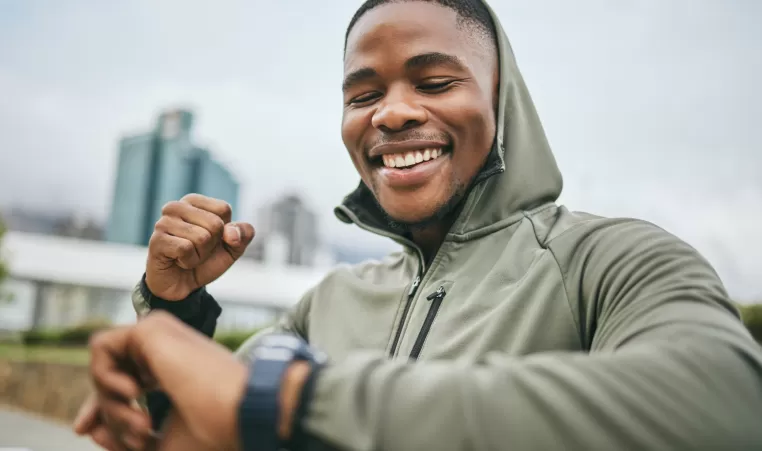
278,361,311,441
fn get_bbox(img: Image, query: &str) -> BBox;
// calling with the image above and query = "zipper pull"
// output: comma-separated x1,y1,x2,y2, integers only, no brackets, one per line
408,276,421,296
426,286,446,301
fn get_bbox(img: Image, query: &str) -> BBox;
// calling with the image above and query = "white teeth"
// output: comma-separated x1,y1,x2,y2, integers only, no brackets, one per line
382,147,444,168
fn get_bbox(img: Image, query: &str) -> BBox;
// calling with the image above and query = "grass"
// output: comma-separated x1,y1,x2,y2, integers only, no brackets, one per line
0,343,90,365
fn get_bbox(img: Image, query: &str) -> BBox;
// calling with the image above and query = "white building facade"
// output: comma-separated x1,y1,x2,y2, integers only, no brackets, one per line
0,232,331,332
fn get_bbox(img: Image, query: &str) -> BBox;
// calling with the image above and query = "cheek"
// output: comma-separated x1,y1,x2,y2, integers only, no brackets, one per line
445,100,496,174
341,112,369,171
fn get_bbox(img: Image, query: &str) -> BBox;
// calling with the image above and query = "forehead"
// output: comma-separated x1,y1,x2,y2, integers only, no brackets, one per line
345,3,474,71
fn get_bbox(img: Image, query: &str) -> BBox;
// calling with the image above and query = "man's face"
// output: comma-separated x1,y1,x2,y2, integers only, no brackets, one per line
342,2,499,226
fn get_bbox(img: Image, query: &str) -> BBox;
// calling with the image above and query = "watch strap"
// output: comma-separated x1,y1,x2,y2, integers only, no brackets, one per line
238,335,325,451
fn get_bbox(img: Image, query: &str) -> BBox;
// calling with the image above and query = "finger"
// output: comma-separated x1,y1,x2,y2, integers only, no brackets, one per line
179,193,233,223
161,201,226,241
73,393,100,435
222,222,255,256
100,396,153,443
89,423,122,451
148,232,200,270
98,396,151,440
89,329,143,401
154,215,217,263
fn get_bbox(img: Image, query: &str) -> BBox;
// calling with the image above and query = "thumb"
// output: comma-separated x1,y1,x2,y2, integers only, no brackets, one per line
73,393,99,434
222,222,255,258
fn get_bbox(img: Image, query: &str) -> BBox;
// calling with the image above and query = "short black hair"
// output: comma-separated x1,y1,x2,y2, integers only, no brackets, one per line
345,0,497,53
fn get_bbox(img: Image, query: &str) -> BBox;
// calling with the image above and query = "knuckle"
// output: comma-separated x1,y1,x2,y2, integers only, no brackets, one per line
210,216,225,235
180,193,204,205
177,239,195,256
148,231,169,252
211,199,232,218
181,192,202,203
198,227,213,244
154,215,171,232
220,201,232,217
161,200,181,216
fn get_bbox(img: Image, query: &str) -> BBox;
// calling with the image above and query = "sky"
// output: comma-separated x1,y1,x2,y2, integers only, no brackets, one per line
0,0,760,300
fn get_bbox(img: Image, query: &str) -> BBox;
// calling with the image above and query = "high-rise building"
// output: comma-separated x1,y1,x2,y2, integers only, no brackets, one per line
106,109,239,246
245,194,321,267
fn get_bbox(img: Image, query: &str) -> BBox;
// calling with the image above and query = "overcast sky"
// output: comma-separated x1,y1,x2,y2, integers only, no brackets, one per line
0,0,760,300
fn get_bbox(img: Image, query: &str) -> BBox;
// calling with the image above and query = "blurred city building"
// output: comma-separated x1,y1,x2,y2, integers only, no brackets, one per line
106,109,239,246
1,207,103,240
245,194,334,267
0,231,328,332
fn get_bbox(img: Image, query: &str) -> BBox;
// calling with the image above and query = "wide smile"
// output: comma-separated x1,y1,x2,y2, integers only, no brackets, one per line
379,146,447,169
370,144,453,189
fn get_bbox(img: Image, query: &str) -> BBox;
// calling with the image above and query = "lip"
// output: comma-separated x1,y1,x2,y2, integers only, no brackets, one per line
375,151,450,189
368,140,449,158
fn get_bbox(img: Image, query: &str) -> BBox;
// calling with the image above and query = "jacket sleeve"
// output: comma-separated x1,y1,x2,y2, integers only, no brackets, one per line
299,220,762,451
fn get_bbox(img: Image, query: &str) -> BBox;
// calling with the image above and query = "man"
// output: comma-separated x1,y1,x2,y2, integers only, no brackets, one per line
75,0,762,450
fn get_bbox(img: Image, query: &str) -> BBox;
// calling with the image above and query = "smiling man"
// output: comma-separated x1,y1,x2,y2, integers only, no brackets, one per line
75,0,762,450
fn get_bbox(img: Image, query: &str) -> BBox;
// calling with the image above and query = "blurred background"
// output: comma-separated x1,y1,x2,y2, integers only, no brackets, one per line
0,0,760,449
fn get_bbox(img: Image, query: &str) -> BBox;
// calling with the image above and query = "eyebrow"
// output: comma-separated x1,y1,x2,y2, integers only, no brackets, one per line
342,51,467,92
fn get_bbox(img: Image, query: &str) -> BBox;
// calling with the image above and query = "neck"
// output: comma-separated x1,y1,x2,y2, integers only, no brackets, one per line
409,218,453,264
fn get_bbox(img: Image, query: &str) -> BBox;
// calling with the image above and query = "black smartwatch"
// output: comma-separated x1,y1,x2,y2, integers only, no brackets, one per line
238,334,326,451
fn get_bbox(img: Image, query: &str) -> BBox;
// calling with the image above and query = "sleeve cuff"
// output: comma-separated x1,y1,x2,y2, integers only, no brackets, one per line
137,273,222,337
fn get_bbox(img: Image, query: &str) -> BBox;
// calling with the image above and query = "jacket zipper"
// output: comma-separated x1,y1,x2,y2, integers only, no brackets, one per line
409,286,447,360
388,275,420,357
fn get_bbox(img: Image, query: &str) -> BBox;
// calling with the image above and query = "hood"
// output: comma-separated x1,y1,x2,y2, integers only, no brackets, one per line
334,0,563,247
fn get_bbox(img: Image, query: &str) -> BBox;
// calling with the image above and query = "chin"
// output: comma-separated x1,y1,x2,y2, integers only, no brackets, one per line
369,172,462,226
377,192,451,227
384,206,440,226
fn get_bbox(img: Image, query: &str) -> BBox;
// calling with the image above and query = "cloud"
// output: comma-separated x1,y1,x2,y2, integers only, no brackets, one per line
0,0,759,297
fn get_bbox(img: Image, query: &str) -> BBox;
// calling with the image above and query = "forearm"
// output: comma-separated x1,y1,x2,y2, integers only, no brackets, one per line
305,332,762,451
132,275,222,430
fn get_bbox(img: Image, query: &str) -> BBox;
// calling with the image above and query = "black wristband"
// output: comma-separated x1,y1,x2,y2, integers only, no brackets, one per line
288,362,324,451
140,273,202,319
139,273,221,336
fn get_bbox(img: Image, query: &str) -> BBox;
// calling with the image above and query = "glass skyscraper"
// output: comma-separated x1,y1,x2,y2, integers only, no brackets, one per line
106,109,239,246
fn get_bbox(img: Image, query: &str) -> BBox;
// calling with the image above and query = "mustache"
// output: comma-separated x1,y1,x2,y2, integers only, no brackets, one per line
367,130,451,150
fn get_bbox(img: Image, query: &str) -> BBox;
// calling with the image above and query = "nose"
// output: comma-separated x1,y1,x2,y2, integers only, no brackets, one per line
371,87,428,132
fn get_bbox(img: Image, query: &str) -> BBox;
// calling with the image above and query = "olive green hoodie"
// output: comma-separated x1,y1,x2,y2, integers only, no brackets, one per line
134,1,762,449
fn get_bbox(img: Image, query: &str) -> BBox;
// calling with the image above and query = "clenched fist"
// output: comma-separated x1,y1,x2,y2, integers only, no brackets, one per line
146,193,255,301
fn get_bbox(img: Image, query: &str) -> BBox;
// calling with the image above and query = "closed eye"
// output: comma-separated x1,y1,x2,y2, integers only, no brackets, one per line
348,91,382,106
418,80,456,93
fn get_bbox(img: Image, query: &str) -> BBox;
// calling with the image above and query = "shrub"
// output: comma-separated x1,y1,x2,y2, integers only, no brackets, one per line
58,319,113,346
739,304,762,343
22,329,62,346
214,328,264,352
22,319,112,347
